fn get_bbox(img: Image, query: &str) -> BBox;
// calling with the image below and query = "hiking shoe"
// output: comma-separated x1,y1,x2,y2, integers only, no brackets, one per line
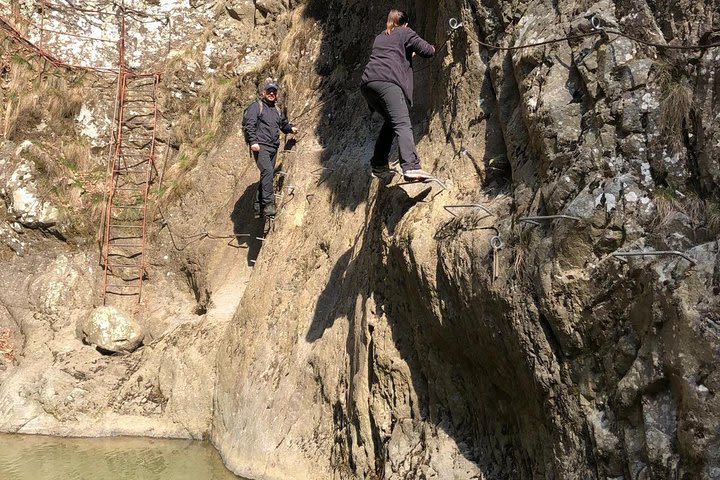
403,169,433,182
371,165,396,182
371,165,393,177
263,204,277,217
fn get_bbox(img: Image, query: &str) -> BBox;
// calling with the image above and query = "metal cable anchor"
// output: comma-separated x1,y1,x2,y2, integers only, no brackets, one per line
490,235,503,282
443,204,495,219
519,215,582,226
612,250,696,266
311,167,334,177
449,18,463,30
397,177,447,190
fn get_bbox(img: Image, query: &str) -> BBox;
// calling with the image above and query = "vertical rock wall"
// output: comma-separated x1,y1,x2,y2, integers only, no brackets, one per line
213,0,720,479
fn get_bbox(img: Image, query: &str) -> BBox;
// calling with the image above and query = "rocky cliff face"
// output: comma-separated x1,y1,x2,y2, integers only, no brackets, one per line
1,0,720,479
212,0,720,479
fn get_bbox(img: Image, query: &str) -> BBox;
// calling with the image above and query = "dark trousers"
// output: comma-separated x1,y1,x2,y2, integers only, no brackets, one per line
253,146,278,207
360,80,421,172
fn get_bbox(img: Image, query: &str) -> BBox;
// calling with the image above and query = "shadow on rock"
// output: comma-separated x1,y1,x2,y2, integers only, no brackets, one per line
230,182,266,267
296,0,454,212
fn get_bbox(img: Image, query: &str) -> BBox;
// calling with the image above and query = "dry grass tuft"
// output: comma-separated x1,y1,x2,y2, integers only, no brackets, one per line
61,140,91,171
1,45,87,139
652,187,720,235
660,81,692,143
514,228,534,279
0,43,107,241
653,187,686,230
705,201,720,236
655,60,693,148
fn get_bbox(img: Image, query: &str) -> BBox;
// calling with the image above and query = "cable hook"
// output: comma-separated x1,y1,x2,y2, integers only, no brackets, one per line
449,18,463,30
490,236,504,250
590,15,601,31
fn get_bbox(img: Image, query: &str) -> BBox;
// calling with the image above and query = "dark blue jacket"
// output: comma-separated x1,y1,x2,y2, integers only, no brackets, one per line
361,27,435,105
243,99,294,148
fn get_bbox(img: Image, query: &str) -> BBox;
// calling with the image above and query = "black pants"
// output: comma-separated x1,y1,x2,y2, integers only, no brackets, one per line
360,80,421,172
253,146,278,207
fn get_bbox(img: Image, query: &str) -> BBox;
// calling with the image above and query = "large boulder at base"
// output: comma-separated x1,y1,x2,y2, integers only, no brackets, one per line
76,306,145,353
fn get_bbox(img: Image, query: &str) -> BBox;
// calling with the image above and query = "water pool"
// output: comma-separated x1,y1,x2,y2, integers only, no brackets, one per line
0,434,246,480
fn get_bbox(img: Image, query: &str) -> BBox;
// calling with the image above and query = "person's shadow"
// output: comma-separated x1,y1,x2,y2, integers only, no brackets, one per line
230,182,266,266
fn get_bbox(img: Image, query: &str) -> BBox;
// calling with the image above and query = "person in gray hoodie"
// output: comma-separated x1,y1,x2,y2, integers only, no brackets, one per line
360,9,435,181
243,82,298,216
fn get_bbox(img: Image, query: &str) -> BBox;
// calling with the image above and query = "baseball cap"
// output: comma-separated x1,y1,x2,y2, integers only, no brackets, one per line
264,81,279,91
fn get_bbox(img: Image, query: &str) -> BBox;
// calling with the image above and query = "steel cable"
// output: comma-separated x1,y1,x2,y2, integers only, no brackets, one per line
414,17,720,74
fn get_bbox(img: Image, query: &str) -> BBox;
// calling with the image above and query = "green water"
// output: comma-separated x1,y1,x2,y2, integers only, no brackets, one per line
0,434,246,480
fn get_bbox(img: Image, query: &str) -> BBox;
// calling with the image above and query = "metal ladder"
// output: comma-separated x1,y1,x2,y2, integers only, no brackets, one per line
101,72,159,303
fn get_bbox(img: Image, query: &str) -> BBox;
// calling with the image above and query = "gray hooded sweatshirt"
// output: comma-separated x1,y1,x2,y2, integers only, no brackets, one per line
360,26,435,105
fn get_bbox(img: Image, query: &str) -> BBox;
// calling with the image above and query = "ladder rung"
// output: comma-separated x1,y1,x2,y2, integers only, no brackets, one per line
109,243,144,248
107,277,142,283
107,263,140,269
109,224,143,228
105,278,143,284
107,271,145,288
117,147,152,151
114,172,148,177
116,160,150,165
114,179,148,183
111,205,143,209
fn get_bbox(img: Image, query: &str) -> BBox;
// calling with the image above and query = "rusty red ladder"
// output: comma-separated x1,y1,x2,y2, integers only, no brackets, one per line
100,71,159,303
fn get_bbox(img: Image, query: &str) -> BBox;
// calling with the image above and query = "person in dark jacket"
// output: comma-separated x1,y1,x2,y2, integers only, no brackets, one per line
243,81,298,216
360,9,435,181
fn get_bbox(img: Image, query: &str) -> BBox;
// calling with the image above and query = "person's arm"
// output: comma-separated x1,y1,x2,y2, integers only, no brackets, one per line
406,28,435,58
244,102,261,150
279,111,298,135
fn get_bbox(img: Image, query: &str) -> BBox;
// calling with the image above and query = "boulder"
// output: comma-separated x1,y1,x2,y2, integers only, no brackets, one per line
76,306,145,353
3,159,60,229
